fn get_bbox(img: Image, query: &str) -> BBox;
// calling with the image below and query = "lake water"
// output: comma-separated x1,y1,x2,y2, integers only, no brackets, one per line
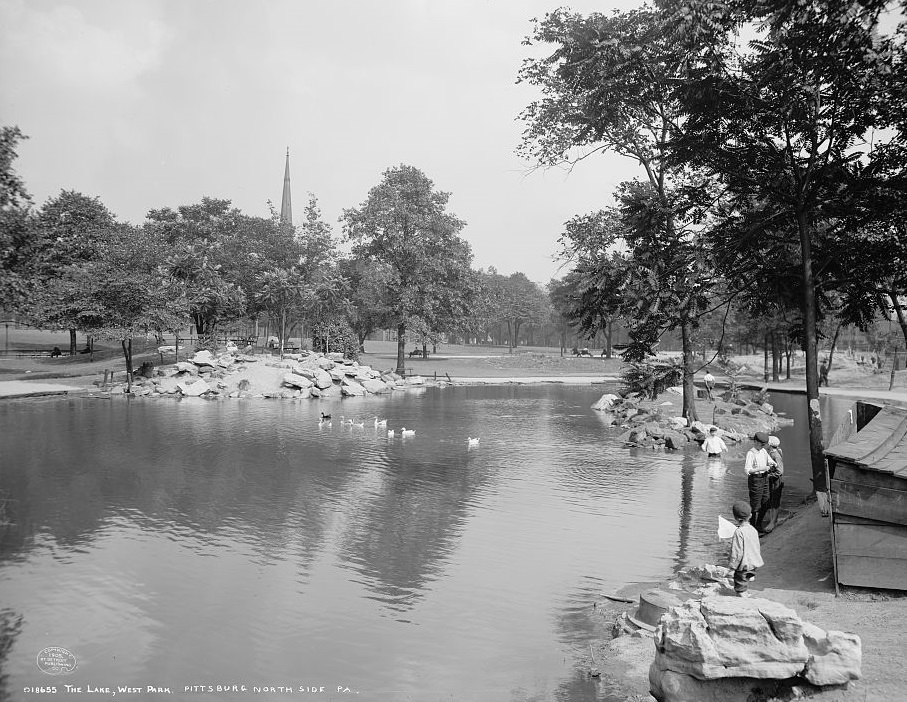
0,385,843,701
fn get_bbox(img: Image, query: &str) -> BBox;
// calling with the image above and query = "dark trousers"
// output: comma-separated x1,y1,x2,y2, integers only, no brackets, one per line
734,568,756,594
748,472,770,530
762,474,784,533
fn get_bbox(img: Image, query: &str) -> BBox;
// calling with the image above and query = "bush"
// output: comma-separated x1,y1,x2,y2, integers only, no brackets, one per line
311,319,359,361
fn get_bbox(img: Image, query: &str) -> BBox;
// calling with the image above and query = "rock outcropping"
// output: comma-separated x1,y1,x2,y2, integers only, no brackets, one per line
649,596,861,702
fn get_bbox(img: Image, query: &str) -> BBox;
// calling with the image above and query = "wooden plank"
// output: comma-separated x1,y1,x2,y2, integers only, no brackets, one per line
836,554,907,590
834,523,907,559
858,412,907,470
830,480,907,526
836,513,905,527
825,409,907,463
833,464,907,491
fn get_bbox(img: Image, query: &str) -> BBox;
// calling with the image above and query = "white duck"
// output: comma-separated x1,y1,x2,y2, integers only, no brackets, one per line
374,417,388,428
468,437,480,448
387,429,396,438
401,428,416,437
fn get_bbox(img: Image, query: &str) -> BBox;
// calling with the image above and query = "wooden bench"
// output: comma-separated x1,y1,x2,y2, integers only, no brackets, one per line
408,349,425,358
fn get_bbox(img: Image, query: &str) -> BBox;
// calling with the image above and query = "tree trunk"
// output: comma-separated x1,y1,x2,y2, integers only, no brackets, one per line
771,331,780,381
395,322,406,375
680,319,698,422
605,319,613,359
121,338,133,393
826,321,843,375
422,341,428,359
69,328,77,356
797,210,826,495
889,292,907,349
763,333,770,382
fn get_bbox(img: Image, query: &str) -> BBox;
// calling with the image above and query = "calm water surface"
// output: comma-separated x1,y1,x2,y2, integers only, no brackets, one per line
0,386,842,701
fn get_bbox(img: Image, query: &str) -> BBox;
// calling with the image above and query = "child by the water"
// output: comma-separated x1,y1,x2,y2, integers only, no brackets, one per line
701,426,728,457
728,501,763,597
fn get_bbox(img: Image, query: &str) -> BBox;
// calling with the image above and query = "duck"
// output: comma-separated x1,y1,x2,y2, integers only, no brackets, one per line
374,417,387,428
401,428,416,437
319,417,331,427
387,429,396,438
468,437,480,448
320,412,332,420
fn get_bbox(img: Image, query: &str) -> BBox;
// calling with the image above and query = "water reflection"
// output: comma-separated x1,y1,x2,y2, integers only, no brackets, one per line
0,387,830,701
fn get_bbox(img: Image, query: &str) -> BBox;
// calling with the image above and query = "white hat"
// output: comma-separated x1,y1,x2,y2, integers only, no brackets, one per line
768,436,780,447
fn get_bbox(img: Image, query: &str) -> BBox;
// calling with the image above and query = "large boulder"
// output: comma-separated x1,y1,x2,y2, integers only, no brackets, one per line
283,373,313,389
654,597,809,681
190,350,217,367
362,379,390,394
340,379,366,396
313,368,334,389
592,393,621,411
649,596,861,702
177,379,211,397
801,622,862,686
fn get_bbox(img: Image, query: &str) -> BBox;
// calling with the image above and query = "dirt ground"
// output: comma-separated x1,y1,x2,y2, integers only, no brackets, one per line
3,333,906,700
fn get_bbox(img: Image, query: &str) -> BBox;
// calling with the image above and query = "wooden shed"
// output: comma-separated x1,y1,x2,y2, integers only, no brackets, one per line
824,402,907,591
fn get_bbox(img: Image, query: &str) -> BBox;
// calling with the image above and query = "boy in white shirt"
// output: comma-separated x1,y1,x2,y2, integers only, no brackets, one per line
744,432,776,531
729,501,764,597
701,426,728,457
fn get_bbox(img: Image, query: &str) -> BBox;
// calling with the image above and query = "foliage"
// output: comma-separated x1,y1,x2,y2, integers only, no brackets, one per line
311,318,358,361
341,164,474,371
620,360,683,401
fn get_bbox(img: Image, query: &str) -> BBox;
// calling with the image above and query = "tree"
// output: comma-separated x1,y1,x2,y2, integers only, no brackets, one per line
146,198,251,347
341,165,473,374
673,0,906,491
519,6,718,420
254,267,314,357
0,126,33,310
338,257,394,352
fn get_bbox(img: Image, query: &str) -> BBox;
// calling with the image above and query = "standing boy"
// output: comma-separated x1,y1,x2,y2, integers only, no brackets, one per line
701,426,728,458
729,501,764,597
744,432,776,531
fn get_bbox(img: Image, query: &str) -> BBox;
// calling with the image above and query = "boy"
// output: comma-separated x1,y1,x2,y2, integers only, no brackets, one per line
744,432,776,531
729,501,764,597
701,425,728,457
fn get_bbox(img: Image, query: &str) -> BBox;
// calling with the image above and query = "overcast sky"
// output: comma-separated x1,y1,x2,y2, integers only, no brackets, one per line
1,0,651,283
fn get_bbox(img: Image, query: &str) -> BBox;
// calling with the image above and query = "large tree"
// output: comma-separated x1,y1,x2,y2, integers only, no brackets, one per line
519,6,717,420
341,165,474,374
672,0,906,492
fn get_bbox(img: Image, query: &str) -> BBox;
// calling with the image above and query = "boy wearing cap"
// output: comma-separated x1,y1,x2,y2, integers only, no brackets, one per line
701,426,728,457
744,432,776,532
762,436,785,532
729,501,764,597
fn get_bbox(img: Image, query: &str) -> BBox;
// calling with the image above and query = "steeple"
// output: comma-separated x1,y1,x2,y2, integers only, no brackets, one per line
280,147,292,225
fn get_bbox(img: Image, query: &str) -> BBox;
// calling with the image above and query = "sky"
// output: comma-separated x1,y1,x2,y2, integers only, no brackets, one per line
0,0,647,285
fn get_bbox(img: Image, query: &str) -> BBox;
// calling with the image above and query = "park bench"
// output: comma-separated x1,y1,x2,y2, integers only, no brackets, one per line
0,348,71,358
408,348,425,358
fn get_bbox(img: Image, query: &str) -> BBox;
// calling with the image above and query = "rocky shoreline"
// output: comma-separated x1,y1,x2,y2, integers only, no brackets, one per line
592,386,792,449
92,347,449,399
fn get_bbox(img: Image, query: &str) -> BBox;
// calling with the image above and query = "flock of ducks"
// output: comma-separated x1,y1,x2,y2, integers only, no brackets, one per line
318,412,480,448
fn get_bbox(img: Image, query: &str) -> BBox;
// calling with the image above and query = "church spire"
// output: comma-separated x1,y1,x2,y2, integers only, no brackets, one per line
280,147,292,225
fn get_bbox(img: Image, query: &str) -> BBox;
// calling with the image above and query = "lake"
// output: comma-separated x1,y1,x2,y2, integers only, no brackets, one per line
0,385,838,701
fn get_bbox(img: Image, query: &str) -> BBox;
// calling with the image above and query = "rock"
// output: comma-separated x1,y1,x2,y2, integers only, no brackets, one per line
177,379,211,397
406,375,425,385
649,668,780,702
672,416,688,428
283,373,313,389
293,367,316,380
664,432,686,450
313,368,333,389
801,622,861,686
629,428,648,444
653,597,809,680
237,379,251,392
340,379,366,396
760,402,774,415
362,379,390,394
176,361,199,375
592,393,621,411
329,367,345,381
316,357,334,370
190,350,217,367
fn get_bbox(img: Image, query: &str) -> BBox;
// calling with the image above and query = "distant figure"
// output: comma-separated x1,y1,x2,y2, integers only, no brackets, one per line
818,360,829,386
703,371,715,400
701,426,728,458
728,501,764,598
50,346,62,358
